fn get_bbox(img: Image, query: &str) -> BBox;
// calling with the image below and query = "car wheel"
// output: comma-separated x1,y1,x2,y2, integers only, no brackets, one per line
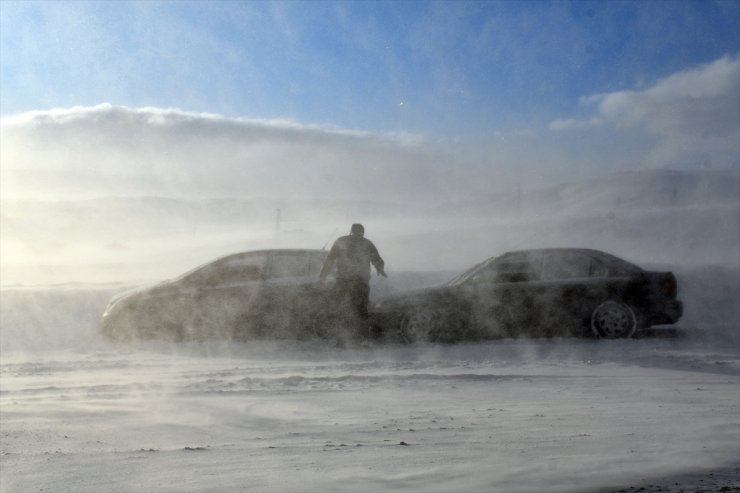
591,301,637,339
437,311,471,342
310,311,334,339
399,309,441,343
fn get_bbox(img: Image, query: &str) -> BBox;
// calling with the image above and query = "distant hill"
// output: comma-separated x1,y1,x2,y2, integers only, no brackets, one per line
434,169,740,217
1,169,738,285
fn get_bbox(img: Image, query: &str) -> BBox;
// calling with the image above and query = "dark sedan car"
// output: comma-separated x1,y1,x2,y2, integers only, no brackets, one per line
101,249,331,341
373,248,683,342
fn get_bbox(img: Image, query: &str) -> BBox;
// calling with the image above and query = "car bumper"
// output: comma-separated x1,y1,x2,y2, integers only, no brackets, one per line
647,299,683,325
368,309,401,327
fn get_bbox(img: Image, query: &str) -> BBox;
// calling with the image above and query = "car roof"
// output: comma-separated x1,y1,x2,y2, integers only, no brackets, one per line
175,248,327,281
500,248,640,267
210,248,326,265
500,248,611,257
225,248,326,257
447,248,641,286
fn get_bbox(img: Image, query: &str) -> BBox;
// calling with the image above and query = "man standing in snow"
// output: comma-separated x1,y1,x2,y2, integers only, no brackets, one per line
319,224,386,325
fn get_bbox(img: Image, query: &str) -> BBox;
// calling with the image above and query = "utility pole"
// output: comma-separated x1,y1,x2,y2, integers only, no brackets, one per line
275,208,281,234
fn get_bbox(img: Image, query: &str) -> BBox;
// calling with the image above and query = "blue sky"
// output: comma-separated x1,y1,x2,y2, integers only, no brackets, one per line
2,0,738,138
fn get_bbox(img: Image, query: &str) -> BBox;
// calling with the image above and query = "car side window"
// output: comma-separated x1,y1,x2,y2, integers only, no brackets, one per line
212,264,263,285
474,254,541,283
188,253,267,287
541,252,607,280
268,253,314,279
542,253,589,280
589,260,608,278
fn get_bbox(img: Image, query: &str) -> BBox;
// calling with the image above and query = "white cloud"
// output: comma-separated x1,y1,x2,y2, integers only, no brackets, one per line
5,55,738,211
0,104,456,202
549,55,740,168
594,55,739,136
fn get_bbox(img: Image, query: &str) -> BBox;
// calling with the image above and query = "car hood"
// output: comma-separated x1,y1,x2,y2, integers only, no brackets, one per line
105,280,171,308
373,284,453,310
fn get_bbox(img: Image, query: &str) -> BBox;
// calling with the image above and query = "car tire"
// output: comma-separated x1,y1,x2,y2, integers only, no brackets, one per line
590,301,637,339
437,311,471,342
310,311,334,339
399,309,441,343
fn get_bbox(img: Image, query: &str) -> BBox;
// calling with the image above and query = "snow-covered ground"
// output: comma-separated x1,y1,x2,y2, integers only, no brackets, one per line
1,169,738,491
1,338,739,493
1,267,738,493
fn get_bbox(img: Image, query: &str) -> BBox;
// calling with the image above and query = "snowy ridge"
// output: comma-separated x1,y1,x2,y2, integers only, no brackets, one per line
446,169,740,217
1,169,738,284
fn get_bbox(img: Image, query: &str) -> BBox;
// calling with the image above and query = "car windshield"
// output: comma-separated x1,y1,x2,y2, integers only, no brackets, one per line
446,259,489,286
446,253,542,286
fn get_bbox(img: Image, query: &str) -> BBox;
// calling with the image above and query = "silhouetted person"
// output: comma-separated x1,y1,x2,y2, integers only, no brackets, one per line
319,224,386,323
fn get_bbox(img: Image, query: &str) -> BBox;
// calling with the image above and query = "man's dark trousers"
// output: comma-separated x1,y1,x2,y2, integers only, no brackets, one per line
336,277,370,321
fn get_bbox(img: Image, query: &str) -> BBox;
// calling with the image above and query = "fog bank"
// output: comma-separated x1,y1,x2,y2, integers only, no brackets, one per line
2,168,738,285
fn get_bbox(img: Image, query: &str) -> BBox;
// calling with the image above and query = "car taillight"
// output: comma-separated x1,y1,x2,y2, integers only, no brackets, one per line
660,278,677,298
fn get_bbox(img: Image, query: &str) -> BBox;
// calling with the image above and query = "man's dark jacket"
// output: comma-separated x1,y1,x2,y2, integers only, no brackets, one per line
320,234,384,282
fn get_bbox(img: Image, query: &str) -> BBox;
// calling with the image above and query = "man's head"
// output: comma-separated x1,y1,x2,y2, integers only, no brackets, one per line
350,223,365,236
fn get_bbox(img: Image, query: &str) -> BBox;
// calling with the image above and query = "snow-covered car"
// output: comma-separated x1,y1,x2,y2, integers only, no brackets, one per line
373,248,683,342
101,249,330,341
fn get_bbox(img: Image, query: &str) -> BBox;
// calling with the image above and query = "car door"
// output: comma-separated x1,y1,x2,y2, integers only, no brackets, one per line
183,252,269,339
461,252,542,337
262,251,327,337
538,251,608,335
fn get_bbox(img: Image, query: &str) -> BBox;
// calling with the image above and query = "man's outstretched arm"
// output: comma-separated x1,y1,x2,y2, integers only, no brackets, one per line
369,242,387,277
